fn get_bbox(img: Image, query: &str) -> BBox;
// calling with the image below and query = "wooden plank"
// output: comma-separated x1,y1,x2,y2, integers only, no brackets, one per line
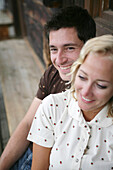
0,81,10,152
84,0,92,15
84,0,103,17
103,0,109,10
0,39,44,136
0,26,9,40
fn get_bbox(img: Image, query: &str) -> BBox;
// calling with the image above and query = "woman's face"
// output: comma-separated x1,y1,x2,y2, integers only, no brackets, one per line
75,52,113,116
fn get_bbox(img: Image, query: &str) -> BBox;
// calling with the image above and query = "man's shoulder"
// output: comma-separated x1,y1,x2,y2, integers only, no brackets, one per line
44,65,69,94
43,64,60,84
45,64,58,77
37,65,70,99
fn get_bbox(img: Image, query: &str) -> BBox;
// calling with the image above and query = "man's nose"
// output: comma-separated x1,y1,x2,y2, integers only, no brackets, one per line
56,50,67,64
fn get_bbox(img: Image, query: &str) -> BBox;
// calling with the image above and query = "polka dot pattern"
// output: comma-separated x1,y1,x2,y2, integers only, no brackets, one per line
28,90,113,170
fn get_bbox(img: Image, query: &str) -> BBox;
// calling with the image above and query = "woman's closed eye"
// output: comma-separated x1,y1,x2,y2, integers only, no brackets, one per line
97,84,107,89
78,75,86,81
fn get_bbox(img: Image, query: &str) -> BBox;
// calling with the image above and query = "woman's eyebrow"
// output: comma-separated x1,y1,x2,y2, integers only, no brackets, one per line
79,69,111,83
79,69,88,76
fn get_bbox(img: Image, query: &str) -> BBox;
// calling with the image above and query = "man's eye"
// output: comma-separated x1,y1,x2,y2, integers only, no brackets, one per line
66,47,75,51
68,47,75,50
97,84,107,89
65,47,75,51
50,48,57,52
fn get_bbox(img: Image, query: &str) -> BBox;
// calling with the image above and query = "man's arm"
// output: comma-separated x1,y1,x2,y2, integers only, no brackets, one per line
0,97,42,170
31,143,51,170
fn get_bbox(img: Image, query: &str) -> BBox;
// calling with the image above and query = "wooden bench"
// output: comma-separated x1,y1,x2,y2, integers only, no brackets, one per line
0,39,44,136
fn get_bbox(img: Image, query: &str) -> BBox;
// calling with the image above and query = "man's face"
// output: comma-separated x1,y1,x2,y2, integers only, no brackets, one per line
49,28,84,81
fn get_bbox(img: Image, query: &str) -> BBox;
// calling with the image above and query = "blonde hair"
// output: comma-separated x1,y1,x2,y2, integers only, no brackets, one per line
70,34,113,116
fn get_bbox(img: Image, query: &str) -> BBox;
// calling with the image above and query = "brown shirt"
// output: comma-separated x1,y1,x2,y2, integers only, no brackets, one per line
36,65,70,100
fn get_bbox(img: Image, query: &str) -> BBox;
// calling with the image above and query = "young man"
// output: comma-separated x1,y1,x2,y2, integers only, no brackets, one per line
0,6,96,169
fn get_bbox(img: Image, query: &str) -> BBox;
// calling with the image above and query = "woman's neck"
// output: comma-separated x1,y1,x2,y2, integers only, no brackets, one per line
82,106,105,122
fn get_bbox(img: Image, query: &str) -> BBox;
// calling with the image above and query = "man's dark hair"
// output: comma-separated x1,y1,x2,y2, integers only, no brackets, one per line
45,5,96,43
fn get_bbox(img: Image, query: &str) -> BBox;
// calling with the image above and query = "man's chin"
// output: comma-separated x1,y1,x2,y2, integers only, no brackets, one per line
59,73,70,81
54,65,70,81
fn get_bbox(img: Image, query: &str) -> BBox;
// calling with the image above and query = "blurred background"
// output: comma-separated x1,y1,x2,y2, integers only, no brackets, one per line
0,0,113,155
0,0,113,63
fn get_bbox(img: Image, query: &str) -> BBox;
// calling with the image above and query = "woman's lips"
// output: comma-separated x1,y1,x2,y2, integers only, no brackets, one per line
81,95,94,103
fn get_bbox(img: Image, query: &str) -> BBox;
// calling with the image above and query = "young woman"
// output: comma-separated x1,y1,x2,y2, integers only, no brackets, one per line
28,35,113,170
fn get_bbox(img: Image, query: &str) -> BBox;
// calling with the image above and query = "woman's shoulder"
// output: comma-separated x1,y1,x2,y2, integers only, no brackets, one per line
47,90,70,100
42,90,70,106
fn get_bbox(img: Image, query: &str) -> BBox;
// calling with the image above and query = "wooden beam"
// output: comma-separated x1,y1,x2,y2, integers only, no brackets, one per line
11,0,26,37
103,0,109,10
84,0,93,16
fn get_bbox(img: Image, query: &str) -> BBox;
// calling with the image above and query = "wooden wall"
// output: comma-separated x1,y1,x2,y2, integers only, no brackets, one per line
21,0,60,64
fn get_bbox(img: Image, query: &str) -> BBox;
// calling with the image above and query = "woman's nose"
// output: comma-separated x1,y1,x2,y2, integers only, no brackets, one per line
82,83,93,97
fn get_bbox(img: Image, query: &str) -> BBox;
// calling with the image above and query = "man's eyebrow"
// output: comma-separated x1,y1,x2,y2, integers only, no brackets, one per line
49,43,80,48
49,45,56,48
64,43,78,46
